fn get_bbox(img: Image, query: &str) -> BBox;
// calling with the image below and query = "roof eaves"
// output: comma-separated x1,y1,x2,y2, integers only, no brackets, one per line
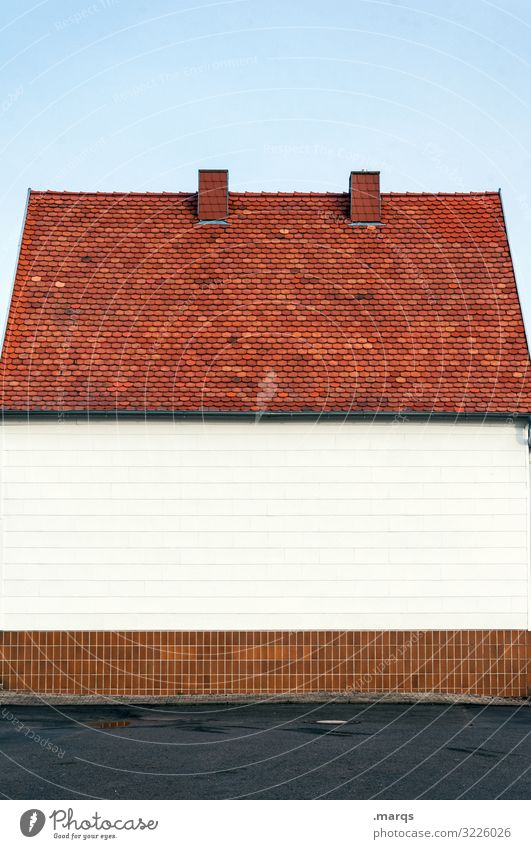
2,409,529,420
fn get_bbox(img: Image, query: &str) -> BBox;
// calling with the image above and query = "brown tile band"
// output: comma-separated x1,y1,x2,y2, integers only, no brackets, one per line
0,631,528,697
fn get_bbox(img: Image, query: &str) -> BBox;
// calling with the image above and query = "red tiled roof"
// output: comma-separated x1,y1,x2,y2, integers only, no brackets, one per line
1,188,530,413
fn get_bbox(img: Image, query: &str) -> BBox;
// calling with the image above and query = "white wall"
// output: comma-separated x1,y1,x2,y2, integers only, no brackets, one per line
0,419,528,630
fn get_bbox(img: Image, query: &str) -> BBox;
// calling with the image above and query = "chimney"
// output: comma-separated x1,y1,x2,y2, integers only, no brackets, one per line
349,171,381,224
197,169,228,222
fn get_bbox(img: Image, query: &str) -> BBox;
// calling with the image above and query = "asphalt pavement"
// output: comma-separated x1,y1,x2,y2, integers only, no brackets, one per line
0,701,529,799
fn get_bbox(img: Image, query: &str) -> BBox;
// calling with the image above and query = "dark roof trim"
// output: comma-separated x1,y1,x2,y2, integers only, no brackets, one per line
1,410,528,422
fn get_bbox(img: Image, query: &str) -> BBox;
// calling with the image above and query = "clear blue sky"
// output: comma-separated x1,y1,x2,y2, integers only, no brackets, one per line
1,0,531,332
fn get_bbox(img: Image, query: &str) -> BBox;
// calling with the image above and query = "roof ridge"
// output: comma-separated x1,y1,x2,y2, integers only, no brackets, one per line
29,189,501,198
30,190,192,197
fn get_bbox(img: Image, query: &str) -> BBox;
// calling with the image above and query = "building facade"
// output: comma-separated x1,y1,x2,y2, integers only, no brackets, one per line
1,171,530,696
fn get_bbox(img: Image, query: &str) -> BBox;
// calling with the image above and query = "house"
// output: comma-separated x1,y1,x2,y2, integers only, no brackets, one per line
0,170,529,697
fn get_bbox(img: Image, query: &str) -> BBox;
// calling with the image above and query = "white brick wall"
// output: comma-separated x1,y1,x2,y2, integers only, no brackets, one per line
0,419,528,629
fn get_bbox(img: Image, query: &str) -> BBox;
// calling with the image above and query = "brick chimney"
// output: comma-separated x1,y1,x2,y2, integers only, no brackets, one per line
197,169,228,222
349,171,381,224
